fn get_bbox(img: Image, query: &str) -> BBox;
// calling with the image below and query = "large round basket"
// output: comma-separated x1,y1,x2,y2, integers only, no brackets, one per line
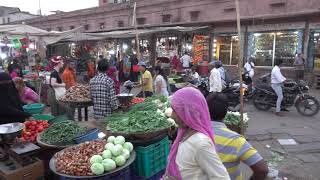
36,131,75,149
106,127,170,146
49,147,136,179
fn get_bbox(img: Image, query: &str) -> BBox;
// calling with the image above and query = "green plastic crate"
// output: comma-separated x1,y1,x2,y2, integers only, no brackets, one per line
131,136,170,178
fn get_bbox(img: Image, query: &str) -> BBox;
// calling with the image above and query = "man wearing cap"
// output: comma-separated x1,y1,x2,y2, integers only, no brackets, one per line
135,62,153,97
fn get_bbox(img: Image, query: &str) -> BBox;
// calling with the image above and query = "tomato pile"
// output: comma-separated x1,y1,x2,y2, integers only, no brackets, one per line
131,97,144,105
21,120,49,142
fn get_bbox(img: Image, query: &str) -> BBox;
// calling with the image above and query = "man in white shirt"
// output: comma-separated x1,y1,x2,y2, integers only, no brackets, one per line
180,52,192,69
244,57,255,79
271,59,287,116
209,61,222,93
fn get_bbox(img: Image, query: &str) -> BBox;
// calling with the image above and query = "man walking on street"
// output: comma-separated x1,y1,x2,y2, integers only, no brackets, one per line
293,53,305,81
90,60,119,120
271,59,287,116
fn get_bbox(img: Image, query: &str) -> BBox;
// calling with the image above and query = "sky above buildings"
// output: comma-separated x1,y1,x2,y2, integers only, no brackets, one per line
1,0,98,15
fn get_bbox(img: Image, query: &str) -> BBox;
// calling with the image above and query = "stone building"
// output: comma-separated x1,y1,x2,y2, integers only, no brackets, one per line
0,6,38,25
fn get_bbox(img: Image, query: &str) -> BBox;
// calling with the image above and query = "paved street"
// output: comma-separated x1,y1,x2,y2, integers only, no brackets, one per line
244,89,320,180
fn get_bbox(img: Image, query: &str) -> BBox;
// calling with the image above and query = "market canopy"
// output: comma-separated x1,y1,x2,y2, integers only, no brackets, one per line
85,26,209,39
0,24,51,36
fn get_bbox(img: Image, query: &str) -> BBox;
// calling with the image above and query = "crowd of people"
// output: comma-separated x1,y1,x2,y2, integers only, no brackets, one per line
1,49,310,180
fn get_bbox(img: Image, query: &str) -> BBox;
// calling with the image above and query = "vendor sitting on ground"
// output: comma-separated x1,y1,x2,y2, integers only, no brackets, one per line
62,62,77,89
13,77,39,104
0,73,31,125
206,93,268,180
135,62,153,97
90,60,119,120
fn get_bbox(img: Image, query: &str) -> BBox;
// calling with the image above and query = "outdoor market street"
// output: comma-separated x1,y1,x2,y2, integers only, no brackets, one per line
243,89,320,180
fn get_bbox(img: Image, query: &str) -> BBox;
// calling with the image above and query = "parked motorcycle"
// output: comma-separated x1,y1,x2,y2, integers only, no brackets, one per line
197,77,245,111
252,80,320,116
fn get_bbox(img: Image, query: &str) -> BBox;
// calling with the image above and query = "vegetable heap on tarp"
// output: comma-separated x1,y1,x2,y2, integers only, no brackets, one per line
105,96,176,133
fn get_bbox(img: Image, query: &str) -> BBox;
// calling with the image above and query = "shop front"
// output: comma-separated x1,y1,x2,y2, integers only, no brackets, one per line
247,30,303,67
308,28,320,71
213,34,240,65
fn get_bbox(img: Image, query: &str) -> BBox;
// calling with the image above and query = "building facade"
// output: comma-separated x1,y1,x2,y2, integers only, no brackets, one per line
0,6,38,25
21,0,320,82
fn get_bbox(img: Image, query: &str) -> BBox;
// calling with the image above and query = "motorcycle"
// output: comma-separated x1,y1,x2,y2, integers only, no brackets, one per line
252,80,320,116
197,77,245,112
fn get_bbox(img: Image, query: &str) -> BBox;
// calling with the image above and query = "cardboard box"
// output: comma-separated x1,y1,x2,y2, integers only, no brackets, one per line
0,158,44,180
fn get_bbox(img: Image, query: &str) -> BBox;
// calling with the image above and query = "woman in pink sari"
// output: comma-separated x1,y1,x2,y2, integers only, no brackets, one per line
164,87,229,180
13,77,39,104
107,67,120,95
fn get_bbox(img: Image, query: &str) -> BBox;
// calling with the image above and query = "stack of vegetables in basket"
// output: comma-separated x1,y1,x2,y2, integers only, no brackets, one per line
89,136,134,175
105,96,176,134
54,136,134,176
59,84,91,102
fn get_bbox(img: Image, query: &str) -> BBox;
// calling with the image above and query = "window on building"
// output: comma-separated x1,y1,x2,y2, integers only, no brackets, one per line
213,35,239,65
70,26,75,30
162,14,171,23
118,21,124,27
137,18,146,25
309,31,320,70
190,11,200,21
84,24,90,30
99,23,105,29
248,31,301,66
57,27,63,32
7,18,10,23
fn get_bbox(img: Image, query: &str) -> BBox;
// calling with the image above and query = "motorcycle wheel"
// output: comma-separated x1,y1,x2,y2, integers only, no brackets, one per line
253,93,271,111
296,95,320,116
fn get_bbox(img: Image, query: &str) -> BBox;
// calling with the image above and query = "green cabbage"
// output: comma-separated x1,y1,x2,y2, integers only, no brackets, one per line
90,155,103,164
90,163,104,175
111,144,123,156
122,149,130,160
105,143,115,151
114,136,125,145
102,150,112,159
102,159,116,172
115,155,126,167
123,142,134,152
107,136,116,143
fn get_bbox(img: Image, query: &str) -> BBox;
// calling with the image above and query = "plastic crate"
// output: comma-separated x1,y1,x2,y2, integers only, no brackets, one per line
59,166,130,180
131,169,165,180
73,128,100,144
23,103,45,114
131,136,170,178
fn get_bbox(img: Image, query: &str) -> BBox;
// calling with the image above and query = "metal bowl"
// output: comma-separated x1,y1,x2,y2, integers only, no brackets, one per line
0,123,25,143
117,94,134,105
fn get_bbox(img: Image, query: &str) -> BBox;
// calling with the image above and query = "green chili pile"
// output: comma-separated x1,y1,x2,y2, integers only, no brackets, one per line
41,121,87,145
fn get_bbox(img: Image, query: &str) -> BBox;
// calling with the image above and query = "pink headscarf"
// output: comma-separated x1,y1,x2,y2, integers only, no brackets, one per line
107,67,120,94
166,87,215,180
